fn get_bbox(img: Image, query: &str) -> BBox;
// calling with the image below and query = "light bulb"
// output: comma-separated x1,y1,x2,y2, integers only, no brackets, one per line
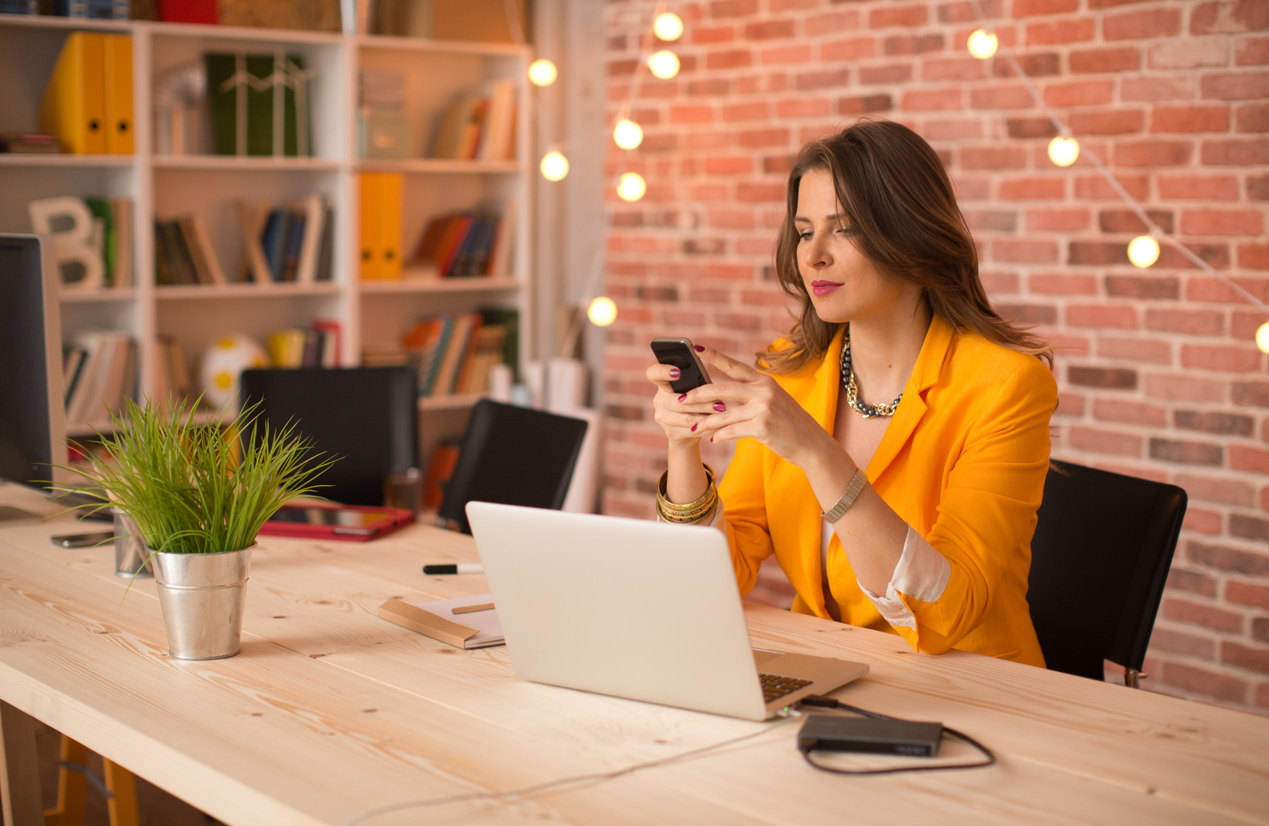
647,50,680,80
528,59,558,87
653,12,684,41
967,29,998,60
1257,321,1269,354
613,119,643,150
540,151,569,181
588,296,618,327
1048,136,1080,167
617,172,647,202
1127,235,1160,268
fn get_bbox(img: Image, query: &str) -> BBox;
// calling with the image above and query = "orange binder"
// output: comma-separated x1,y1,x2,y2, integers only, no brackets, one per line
359,173,381,280
39,32,107,155
103,35,134,155
359,173,402,280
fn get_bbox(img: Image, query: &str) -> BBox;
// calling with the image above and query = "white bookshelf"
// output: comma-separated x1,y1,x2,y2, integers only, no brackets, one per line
0,13,532,465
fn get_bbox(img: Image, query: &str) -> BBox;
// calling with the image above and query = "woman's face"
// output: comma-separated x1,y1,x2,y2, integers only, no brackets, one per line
794,168,913,326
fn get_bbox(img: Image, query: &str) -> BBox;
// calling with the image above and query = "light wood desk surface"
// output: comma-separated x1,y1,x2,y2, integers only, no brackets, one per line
1,484,1266,826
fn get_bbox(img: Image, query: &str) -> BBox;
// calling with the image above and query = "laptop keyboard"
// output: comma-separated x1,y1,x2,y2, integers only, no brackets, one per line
759,673,812,704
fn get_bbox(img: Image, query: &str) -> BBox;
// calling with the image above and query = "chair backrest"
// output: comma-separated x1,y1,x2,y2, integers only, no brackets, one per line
239,367,418,507
1028,459,1187,681
438,399,588,534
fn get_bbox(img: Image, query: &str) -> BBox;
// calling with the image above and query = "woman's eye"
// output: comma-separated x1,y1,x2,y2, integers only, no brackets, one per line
836,226,855,236
798,231,813,242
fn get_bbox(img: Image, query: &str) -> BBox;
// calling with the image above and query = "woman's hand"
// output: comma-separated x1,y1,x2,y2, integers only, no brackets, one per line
684,347,837,469
646,360,719,447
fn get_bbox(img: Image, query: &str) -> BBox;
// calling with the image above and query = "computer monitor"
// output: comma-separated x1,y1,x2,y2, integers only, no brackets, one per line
0,234,70,519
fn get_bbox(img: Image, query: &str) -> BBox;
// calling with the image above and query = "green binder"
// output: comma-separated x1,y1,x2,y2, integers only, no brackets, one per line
206,52,311,157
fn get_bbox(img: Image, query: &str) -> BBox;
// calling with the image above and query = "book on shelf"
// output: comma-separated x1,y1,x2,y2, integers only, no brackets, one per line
398,311,511,398
64,329,135,429
0,133,60,154
427,80,516,162
233,196,333,284
206,52,311,157
50,0,130,18
410,205,514,278
154,215,227,286
266,320,342,369
358,70,408,160
39,32,132,155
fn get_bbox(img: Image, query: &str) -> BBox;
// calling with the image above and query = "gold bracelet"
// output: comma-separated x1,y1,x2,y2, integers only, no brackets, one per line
657,464,717,523
822,468,867,524
659,499,718,525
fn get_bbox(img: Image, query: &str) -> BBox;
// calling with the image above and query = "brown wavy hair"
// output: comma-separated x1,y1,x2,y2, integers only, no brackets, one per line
761,120,1051,373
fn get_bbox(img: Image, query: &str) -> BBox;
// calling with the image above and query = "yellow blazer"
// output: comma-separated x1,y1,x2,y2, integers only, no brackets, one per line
719,315,1055,666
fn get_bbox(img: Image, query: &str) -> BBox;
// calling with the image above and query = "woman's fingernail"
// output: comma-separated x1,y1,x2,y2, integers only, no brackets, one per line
669,368,680,379
713,401,725,412
677,394,688,403
710,436,714,443
691,423,697,432
694,345,705,352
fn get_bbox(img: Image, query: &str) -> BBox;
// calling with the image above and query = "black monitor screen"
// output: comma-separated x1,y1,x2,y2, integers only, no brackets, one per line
0,235,63,490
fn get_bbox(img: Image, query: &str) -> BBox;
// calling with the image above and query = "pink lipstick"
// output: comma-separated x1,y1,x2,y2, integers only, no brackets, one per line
811,280,842,297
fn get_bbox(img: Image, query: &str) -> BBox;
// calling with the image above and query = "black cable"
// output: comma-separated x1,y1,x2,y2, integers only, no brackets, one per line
796,696,996,776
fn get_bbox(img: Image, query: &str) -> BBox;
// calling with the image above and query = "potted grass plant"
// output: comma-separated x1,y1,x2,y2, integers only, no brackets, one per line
64,397,332,660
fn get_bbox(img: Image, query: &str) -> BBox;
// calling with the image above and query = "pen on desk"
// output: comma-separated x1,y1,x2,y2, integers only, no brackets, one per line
422,563,484,575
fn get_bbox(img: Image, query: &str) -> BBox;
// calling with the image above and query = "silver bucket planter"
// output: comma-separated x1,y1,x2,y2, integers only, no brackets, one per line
150,545,253,660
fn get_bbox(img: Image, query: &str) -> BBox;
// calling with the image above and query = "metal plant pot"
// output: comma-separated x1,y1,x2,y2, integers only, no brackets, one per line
150,545,253,660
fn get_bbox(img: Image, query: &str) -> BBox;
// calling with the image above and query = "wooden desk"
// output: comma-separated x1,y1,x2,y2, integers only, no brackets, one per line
1,483,1266,826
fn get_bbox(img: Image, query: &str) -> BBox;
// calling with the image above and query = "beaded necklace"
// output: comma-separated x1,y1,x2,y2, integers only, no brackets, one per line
839,325,903,419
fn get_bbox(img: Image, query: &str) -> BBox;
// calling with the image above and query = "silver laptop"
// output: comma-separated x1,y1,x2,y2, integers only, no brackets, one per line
465,501,869,721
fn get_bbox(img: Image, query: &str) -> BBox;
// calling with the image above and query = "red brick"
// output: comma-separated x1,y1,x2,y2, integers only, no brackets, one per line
1070,110,1145,135
1191,0,1269,35
1182,208,1264,236
776,97,830,118
1145,308,1226,336
922,57,987,82
1182,343,1265,372
710,0,758,18
901,88,964,112
978,269,1020,292
1144,373,1225,402
1202,71,1269,102
964,210,1018,232
1157,174,1240,201
1026,209,1090,232
1232,311,1269,339
1068,241,1128,267
737,128,790,148
744,19,795,40
1104,275,1179,300
1114,140,1193,167
1162,662,1248,703
1098,208,1174,234
993,239,1059,263
1070,365,1138,389
1227,581,1269,610
961,146,1027,169
1189,540,1269,576
819,36,876,63
1122,76,1197,102
1157,241,1231,270
859,64,914,85
703,156,753,175
970,84,1034,109
1238,242,1269,268
1236,102,1269,132
690,25,736,45
1148,39,1229,70
1176,473,1257,507
1005,116,1059,139
1232,513,1269,541
838,94,893,115
924,118,983,140
670,105,715,125
795,69,851,91
1236,36,1269,66
1098,337,1172,364
1075,174,1149,201
1012,0,1077,16
1151,105,1232,133
1069,47,1140,74
1184,506,1223,534
1163,597,1244,633
1026,18,1094,46
1069,426,1141,457
938,0,1006,24
706,49,753,70
1044,79,1113,107
997,177,1064,201
1166,567,1220,599
997,303,1057,325
1054,391,1085,417
1104,8,1182,40
1067,304,1138,329
870,5,928,28
1223,641,1269,675
1202,138,1269,165
761,45,813,65
884,33,945,55
1175,410,1256,437
1030,273,1096,295
706,209,756,230
1094,399,1166,427
1149,627,1215,659
1234,381,1269,407
804,10,862,35
992,52,1061,78
721,102,769,122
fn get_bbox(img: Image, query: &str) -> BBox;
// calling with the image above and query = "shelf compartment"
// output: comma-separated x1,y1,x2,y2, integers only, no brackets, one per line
360,276,520,294
155,283,341,300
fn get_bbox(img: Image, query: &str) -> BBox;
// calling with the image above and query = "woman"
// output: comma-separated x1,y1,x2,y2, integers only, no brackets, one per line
647,120,1056,666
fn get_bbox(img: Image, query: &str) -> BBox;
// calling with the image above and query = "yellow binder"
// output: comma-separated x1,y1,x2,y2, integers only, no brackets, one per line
359,173,403,280
39,32,107,155
103,35,133,155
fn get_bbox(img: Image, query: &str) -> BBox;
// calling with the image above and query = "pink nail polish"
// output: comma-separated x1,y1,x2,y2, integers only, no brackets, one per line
713,401,725,412
694,345,705,352
669,368,680,379
691,423,697,432
677,394,687,402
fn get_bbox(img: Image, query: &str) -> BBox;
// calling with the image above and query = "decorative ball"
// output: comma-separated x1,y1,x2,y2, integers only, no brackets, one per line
199,334,269,411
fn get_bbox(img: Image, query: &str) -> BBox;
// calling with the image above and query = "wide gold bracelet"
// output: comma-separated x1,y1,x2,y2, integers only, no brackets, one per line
822,468,867,524
657,464,718,524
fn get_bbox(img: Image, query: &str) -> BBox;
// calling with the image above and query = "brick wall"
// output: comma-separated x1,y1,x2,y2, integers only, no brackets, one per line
598,0,1268,714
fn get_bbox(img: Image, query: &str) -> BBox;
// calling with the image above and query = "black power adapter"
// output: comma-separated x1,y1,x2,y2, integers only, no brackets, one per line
797,714,944,757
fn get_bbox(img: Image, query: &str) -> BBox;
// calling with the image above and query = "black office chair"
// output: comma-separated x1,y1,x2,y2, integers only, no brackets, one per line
239,367,418,506
438,399,588,534
1028,459,1187,687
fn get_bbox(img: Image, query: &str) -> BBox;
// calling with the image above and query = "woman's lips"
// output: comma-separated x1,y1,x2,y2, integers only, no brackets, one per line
811,280,842,297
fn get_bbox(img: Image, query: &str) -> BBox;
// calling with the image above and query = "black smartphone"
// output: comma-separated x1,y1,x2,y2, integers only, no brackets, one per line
51,531,115,548
651,337,712,395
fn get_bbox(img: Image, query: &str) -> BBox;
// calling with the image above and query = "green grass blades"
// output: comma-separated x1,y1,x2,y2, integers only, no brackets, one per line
63,397,337,555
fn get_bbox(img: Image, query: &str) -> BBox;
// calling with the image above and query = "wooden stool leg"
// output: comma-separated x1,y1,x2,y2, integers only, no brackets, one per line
102,760,139,826
0,701,43,826
44,735,88,826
